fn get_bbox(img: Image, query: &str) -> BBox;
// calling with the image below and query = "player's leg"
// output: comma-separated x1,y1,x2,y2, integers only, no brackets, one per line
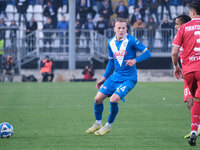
95,80,136,136
185,72,200,146
86,78,114,134
184,98,194,138
86,91,107,134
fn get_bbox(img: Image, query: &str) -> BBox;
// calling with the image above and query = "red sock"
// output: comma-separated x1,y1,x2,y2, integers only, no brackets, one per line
191,101,200,132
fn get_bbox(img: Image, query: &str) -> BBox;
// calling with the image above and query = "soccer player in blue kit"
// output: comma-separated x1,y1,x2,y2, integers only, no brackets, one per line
86,18,151,136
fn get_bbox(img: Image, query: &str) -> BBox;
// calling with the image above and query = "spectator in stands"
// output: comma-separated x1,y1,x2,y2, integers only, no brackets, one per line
96,15,108,35
94,0,104,12
99,0,113,23
161,17,172,51
0,18,7,47
160,0,172,21
40,55,54,82
0,0,7,19
43,1,57,28
115,0,129,19
43,17,54,52
135,0,146,19
16,0,29,26
130,7,142,27
75,19,82,45
9,20,18,50
132,18,146,42
57,15,68,52
106,19,115,38
52,0,63,12
76,0,89,26
26,16,37,52
83,16,95,46
147,0,160,25
183,1,190,15
82,65,94,80
146,16,157,50
1,55,15,82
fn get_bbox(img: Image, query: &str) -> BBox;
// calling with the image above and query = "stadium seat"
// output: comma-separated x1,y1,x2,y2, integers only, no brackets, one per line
14,13,19,22
6,5,14,13
128,6,134,15
64,14,69,21
170,5,176,14
58,7,62,13
62,5,67,13
27,13,32,20
33,5,43,13
158,6,161,14
34,14,43,21
37,22,43,30
27,5,33,13
171,13,177,19
155,31,161,39
177,6,184,15
7,14,14,20
57,13,62,21
154,39,162,48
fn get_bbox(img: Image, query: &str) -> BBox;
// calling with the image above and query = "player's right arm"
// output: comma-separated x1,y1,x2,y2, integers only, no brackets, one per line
96,42,114,89
172,26,184,79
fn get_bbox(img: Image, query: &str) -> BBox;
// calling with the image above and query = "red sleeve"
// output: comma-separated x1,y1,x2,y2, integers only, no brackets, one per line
172,26,184,47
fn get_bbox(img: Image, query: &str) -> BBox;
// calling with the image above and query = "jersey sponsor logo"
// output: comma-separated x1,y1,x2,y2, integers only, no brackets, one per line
114,50,127,58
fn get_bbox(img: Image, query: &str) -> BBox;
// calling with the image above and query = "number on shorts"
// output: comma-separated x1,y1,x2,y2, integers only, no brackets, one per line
120,86,126,92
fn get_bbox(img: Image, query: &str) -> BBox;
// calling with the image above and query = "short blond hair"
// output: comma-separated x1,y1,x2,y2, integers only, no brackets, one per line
114,18,127,25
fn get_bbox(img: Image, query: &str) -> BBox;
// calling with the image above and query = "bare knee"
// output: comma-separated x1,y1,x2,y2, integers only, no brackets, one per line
94,92,107,104
110,94,121,103
94,96,103,104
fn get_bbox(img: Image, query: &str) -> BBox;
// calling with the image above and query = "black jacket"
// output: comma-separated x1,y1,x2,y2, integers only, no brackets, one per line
43,23,54,37
16,0,29,13
0,1,7,11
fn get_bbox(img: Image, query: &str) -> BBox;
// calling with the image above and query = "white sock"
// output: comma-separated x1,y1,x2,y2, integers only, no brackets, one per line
105,122,112,128
191,131,198,136
96,120,102,125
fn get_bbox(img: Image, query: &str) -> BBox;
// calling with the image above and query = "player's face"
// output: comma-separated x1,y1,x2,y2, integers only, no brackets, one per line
114,21,127,40
175,18,182,31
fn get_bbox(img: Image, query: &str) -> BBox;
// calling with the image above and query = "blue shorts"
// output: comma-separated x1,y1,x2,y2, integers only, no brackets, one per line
99,77,137,102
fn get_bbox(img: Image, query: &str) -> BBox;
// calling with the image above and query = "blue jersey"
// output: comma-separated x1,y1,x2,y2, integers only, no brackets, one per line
105,34,148,82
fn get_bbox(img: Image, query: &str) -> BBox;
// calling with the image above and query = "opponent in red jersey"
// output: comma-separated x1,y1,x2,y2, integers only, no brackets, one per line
174,15,198,139
172,0,200,146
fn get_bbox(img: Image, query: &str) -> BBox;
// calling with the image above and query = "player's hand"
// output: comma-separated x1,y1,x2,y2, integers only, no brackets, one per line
174,67,183,79
125,59,136,67
96,77,106,90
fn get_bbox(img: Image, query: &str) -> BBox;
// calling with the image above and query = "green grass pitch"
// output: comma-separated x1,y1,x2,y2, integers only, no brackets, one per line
0,82,199,150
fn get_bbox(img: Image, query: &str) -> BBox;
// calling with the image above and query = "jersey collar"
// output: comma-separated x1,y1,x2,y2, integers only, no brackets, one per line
192,17,200,20
114,33,128,41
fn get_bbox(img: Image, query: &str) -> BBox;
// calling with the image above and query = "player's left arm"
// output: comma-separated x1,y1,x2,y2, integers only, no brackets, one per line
125,40,151,67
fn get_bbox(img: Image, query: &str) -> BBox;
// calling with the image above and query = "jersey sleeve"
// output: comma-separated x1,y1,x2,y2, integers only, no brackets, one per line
133,37,148,52
107,42,114,59
172,26,183,47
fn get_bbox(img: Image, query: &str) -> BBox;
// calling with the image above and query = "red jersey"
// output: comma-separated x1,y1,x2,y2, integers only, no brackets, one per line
172,18,200,75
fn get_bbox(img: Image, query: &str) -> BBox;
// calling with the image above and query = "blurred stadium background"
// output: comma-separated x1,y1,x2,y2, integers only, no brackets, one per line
0,0,189,81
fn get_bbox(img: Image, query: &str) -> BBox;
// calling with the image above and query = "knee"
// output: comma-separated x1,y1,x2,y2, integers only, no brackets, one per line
94,95,103,104
110,94,121,103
